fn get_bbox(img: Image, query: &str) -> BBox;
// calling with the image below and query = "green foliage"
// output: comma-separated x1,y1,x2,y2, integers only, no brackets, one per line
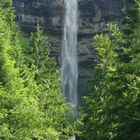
0,1,77,139
82,1,140,140
26,26,78,139
82,24,124,140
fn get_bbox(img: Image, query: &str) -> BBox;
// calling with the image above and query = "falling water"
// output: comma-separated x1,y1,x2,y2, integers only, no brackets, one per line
61,0,78,107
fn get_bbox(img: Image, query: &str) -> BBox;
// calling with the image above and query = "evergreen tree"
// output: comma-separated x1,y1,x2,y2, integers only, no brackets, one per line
82,0,140,139
0,1,77,139
0,1,52,139
25,25,77,139
82,24,124,140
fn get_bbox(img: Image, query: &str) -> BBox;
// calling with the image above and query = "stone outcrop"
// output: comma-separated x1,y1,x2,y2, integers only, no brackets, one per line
13,0,124,97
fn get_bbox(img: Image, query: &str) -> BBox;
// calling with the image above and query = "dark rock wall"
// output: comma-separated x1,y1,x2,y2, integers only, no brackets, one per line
13,0,123,33
13,0,64,32
13,0,124,98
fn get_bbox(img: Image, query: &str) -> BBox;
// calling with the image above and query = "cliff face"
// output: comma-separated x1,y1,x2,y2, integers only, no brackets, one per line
13,0,123,96
13,0,123,33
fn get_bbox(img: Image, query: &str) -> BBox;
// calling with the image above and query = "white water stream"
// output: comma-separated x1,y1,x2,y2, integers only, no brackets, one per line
61,0,78,106
61,1,78,139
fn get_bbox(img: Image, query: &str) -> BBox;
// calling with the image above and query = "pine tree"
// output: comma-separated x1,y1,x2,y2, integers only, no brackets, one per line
0,1,76,139
0,2,49,139
82,1,140,139
82,24,124,140
26,25,77,139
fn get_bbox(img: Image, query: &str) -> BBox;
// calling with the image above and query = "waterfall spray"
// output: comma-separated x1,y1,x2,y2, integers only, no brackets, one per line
61,0,78,106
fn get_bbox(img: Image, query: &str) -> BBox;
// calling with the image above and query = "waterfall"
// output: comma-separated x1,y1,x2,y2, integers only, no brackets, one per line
61,0,78,106
61,1,78,139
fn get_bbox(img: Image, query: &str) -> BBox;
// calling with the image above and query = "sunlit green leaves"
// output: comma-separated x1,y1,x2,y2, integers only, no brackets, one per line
0,1,77,139
82,1,140,139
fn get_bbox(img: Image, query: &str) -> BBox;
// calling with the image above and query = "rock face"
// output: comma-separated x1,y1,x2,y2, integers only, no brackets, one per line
13,0,124,98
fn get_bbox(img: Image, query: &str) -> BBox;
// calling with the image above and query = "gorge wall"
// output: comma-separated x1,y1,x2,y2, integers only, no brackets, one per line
13,0,124,98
